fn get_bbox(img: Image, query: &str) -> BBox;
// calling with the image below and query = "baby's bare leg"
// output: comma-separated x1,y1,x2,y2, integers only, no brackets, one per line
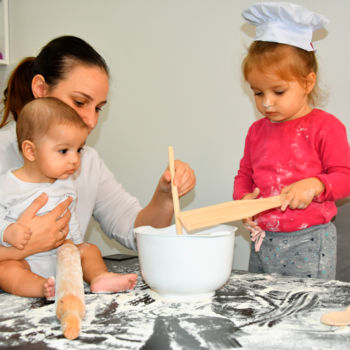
77,243,137,293
0,260,52,298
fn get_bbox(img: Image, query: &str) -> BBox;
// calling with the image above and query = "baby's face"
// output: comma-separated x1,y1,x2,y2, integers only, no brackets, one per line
34,124,88,182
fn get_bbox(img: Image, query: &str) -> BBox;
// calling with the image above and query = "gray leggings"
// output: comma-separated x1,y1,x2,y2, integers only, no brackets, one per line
248,222,336,280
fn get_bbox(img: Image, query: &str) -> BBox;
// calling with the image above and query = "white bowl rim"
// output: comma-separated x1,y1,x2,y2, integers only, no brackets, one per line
135,224,237,238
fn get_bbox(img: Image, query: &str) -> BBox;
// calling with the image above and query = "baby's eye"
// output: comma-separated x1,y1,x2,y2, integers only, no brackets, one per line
77,146,85,153
254,91,263,96
59,149,68,154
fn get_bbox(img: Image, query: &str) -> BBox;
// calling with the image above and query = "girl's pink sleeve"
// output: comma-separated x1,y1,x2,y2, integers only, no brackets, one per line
315,118,350,201
233,129,255,200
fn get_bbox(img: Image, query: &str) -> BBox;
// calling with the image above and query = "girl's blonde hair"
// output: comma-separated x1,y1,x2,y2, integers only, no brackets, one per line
242,41,320,106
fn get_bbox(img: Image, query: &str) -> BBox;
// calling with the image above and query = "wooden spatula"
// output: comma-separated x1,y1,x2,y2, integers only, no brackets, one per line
179,195,283,231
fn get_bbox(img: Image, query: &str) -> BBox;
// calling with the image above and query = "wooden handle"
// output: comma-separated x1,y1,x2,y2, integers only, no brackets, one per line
55,240,85,340
320,306,350,326
179,195,283,231
168,146,183,235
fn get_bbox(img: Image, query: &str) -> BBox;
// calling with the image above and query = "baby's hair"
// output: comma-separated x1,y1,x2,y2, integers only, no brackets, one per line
242,41,320,106
16,97,88,152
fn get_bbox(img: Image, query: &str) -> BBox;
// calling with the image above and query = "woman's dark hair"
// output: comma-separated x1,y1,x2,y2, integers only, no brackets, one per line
1,36,109,127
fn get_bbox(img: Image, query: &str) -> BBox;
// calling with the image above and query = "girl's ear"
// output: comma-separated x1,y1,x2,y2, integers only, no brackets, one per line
305,72,316,94
32,74,49,98
21,140,36,162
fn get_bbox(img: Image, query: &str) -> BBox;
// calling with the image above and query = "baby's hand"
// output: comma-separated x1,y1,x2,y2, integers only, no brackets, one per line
3,223,32,250
280,177,325,211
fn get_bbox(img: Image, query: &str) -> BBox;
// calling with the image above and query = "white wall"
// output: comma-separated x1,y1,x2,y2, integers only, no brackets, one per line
1,0,349,270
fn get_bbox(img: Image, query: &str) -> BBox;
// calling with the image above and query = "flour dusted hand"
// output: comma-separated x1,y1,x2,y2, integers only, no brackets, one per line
280,177,325,211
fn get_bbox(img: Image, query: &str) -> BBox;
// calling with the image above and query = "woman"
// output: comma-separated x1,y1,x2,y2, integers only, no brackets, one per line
0,35,195,263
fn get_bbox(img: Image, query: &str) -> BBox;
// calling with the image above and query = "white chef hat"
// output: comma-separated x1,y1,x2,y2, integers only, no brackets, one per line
242,2,329,51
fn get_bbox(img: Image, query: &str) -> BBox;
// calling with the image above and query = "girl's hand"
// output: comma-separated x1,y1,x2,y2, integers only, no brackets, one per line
13,193,72,256
241,188,262,229
3,223,32,250
280,177,325,211
160,160,196,197
241,187,260,224
240,188,265,252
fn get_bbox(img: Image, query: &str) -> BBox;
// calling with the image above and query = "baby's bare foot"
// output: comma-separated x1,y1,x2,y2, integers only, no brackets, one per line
44,277,55,300
90,272,138,293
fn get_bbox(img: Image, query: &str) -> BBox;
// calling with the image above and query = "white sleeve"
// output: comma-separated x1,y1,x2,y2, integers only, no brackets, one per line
0,123,24,246
91,154,142,251
0,214,11,246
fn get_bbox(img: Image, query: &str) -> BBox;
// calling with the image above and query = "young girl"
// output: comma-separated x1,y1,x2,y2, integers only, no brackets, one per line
0,97,137,298
234,2,350,279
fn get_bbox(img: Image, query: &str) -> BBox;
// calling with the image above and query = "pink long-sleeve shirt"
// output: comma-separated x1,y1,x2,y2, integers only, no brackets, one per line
233,109,350,232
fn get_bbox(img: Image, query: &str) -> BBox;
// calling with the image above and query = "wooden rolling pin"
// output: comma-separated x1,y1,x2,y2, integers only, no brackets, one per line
55,240,85,340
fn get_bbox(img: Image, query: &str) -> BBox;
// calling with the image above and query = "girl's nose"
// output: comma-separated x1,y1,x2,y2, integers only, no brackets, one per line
262,96,273,108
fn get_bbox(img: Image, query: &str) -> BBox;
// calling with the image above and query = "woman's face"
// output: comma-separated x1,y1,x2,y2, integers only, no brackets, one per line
46,65,109,133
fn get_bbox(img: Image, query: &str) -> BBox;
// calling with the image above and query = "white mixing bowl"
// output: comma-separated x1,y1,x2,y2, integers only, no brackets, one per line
135,224,236,301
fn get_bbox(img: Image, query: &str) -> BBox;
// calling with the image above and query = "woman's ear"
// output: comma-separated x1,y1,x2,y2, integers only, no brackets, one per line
32,74,49,98
305,72,316,94
21,140,36,162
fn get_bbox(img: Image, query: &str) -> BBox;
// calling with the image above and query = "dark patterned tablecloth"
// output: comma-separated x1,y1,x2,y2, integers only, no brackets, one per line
0,256,350,350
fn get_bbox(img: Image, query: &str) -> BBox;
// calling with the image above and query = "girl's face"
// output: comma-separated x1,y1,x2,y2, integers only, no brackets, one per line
45,65,109,133
246,68,314,123
34,124,88,183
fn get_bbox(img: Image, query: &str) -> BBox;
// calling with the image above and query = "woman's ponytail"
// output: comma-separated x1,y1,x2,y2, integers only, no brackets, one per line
1,57,35,127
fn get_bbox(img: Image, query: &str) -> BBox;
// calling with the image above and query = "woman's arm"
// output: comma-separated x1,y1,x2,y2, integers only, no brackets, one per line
134,160,196,228
0,193,71,262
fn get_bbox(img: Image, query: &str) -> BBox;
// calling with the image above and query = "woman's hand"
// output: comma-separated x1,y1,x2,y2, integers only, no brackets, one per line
6,193,72,259
134,160,196,228
159,159,196,197
280,177,325,211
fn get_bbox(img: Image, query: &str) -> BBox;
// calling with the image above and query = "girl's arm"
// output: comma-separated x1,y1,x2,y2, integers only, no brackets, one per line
234,129,255,200
0,193,71,262
281,115,350,210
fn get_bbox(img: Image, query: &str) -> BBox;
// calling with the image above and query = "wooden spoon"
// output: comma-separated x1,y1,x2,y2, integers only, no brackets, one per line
179,195,283,231
168,146,183,235
321,306,350,326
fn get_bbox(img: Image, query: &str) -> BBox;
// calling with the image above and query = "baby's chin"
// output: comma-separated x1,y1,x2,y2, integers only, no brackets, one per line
57,173,71,180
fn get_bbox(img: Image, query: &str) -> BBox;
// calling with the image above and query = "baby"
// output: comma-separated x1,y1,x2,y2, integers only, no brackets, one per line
0,97,137,298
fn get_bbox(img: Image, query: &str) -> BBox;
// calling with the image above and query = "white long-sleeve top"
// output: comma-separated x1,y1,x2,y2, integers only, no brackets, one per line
0,121,142,251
